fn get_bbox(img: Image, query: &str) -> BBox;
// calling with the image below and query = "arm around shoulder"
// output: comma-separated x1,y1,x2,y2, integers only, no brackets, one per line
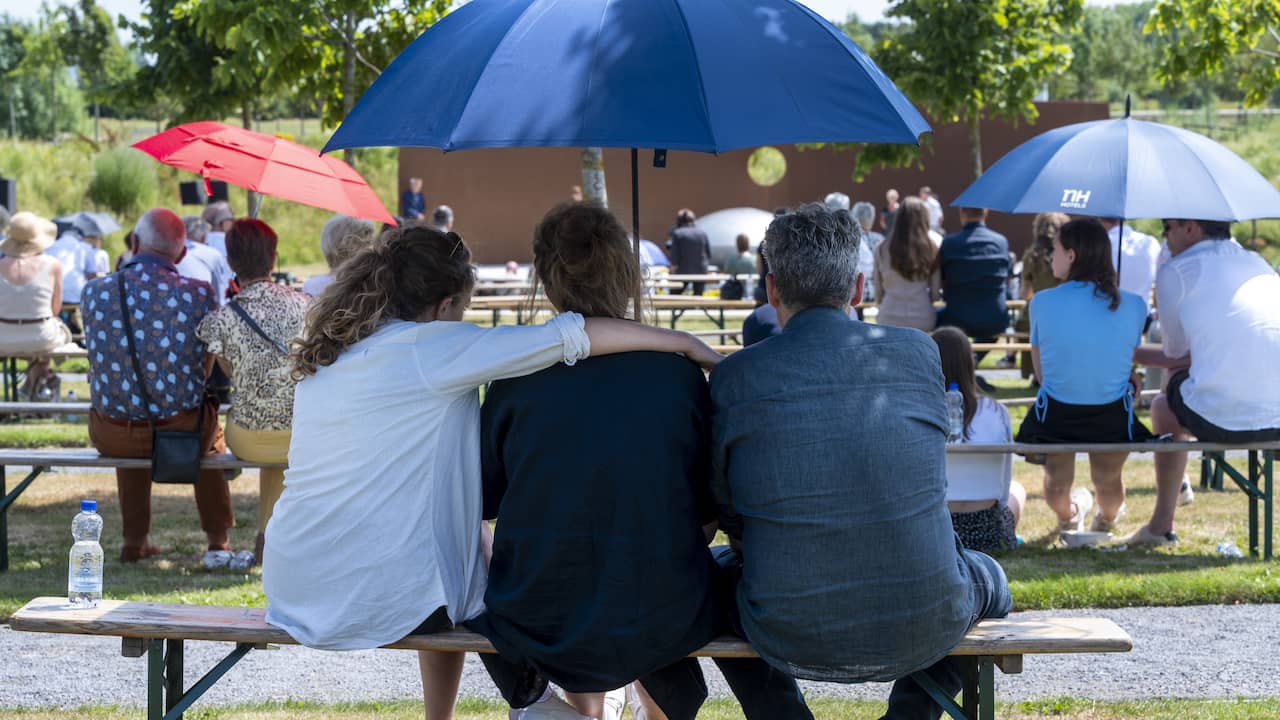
583,317,722,371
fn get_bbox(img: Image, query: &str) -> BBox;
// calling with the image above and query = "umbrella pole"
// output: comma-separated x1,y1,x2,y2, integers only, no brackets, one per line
248,191,263,219
632,147,642,323
1116,218,1124,289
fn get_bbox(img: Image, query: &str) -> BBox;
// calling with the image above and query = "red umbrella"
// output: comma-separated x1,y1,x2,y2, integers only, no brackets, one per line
133,121,396,225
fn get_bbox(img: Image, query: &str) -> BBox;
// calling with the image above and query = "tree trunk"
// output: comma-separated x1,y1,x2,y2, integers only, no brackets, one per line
342,12,357,168
241,104,253,130
49,65,56,143
93,102,99,144
580,147,607,207
968,114,983,179
242,104,261,216
6,80,14,139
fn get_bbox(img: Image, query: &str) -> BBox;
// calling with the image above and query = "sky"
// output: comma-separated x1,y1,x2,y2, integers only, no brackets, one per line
0,0,1129,28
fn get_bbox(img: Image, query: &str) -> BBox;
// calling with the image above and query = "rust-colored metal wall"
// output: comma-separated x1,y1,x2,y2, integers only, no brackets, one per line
400,101,1108,263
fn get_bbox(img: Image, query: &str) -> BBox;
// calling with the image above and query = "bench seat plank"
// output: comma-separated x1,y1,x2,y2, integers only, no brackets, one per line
12,597,1132,657
0,449,284,470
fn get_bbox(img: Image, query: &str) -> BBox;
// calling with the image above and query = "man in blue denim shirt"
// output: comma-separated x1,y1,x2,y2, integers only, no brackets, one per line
710,203,1012,719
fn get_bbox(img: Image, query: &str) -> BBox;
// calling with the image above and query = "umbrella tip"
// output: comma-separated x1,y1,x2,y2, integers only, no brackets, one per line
1124,94,1131,119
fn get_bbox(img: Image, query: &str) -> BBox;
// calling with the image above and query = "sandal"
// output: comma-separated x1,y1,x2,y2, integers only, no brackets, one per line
120,544,164,563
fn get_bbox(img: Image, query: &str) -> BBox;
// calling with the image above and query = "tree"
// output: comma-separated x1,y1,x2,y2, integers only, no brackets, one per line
172,0,450,163
874,0,1084,180
122,0,268,129
60,0,133,142
1146,0,1280,106
814,0,1082,181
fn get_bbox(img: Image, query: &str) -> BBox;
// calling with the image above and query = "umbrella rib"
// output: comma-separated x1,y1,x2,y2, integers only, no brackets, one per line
1160,124,1235,220
443,1,546,152
669,0,718,150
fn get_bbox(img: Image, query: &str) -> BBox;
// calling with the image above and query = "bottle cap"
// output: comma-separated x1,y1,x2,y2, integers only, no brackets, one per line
81,500,97,512
948,382,959,391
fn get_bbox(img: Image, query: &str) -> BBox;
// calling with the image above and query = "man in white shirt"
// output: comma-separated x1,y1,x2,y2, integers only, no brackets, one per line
1129,218,1280,547
46,229,97,339
919,185,944,232
1100,218,1161,308
179,216,233,305
201,202,235,257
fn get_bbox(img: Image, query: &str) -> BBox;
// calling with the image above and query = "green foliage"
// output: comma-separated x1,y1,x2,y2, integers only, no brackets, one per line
1147,0,1280,107
141,0,449,136
1051,3,1163,103
86,147,158,216
60,0,135,112
876,0,1084,177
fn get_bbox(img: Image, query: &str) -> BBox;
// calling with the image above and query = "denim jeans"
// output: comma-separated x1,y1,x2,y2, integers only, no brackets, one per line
472,548,814,720
883,549,1013,720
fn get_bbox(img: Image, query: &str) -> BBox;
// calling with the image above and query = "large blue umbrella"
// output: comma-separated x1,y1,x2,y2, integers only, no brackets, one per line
951,114,1280,223
323,0,929,154
323,0,928,312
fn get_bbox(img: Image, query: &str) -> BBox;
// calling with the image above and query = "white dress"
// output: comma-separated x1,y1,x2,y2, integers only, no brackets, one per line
945,396,1013,504
264,315,589,650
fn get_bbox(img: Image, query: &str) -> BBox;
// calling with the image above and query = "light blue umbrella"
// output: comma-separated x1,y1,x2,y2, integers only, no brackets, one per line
951,107,1280,222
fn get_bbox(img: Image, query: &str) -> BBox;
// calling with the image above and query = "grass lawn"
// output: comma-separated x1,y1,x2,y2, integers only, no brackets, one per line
2,697,1279,719
1,453,1276,621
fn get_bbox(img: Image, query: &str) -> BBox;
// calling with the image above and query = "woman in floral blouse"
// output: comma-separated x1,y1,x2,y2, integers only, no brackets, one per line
196,219,310,566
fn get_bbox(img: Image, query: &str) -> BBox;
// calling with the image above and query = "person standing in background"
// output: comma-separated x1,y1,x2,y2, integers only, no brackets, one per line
401,177,426,221
667,209,711,295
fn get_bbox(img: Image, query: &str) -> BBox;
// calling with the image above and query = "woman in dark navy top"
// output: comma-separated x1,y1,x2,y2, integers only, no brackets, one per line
467,203,812,720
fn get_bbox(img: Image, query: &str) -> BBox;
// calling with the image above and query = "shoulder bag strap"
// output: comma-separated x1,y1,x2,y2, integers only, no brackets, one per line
116,271,207,436
116,272,156,425
228,298,289,355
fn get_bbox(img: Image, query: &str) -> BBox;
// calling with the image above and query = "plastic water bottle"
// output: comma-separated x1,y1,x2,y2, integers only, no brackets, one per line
68,500,104,608
945,383,965,442
64,389,78,423
1216,542,1244,559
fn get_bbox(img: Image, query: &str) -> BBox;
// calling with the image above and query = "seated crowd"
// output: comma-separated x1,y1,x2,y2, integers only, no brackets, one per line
2,193,1279,719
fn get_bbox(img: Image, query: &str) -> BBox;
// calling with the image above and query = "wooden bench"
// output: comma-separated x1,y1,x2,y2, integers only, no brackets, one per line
10,597,1132,720
0,449,286,572
954,441,1280,559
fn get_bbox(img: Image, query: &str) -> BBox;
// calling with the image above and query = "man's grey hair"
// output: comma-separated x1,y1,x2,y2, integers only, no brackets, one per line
320,213,377,269
136,208,186,258
432,205,454,227
764,202,861,309
851,201,876,230
184,216,210,243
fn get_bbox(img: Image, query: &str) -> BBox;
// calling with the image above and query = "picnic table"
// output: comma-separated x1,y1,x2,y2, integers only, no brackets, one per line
0,347,89,402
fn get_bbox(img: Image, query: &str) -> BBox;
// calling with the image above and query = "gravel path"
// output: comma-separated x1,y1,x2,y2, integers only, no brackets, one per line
4,604,1279,710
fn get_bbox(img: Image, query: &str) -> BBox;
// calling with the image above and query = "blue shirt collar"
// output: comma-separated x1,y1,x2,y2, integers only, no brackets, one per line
123,251,179,274
783,305,855,333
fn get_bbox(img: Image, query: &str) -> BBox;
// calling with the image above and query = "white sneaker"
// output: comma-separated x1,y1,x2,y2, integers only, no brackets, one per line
228,550,256,572
1058,487,1093,534
511,689,591,720
625,683,648,720
1179,476,1195,506
601,687,626,720
1090,503,1126,534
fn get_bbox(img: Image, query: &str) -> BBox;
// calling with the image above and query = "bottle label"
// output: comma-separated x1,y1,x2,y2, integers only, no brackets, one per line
69,554,101,593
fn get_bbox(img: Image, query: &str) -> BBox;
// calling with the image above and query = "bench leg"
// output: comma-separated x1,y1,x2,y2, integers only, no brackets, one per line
1265,451,1274,561
1250,451,1260,558
1200,452,1210,490
146,638,253,720
0,465,46,573
166,640,184,718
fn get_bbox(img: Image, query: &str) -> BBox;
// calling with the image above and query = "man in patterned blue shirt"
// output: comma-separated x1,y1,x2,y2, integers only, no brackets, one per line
83,208,236,566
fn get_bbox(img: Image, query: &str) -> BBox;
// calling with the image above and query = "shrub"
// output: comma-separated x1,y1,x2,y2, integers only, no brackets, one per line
86,147,157,216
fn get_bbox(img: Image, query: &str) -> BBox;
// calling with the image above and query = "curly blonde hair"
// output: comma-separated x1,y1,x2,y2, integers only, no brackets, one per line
292,225,475,378
531,203,643,320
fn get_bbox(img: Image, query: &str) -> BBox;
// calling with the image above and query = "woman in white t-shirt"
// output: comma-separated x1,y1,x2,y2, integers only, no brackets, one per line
933,327,1025,552
263,224,722,720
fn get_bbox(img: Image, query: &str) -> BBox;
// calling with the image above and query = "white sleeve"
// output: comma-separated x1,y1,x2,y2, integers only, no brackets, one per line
422,313,591,395
1155,263,1189,358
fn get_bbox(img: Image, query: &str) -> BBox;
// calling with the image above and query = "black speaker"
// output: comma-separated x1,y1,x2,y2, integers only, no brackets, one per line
179,180,229,205
179,181,207,205
207,181,229,203
0,177,16,212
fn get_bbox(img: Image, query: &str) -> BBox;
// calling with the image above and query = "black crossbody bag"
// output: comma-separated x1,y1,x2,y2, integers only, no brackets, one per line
117,272,205,485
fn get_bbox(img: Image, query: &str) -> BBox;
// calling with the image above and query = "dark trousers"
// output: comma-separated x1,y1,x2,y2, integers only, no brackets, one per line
679,281,706,296
883,549,1012,720
472,550,813,720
